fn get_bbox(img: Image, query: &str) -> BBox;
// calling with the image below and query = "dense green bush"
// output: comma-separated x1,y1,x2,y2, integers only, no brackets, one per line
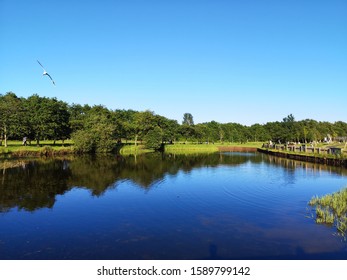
72,130,96,153
144,126,163,151
72,125,115,153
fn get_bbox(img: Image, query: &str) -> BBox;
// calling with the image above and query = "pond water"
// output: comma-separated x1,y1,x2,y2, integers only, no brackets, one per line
1,152,347,260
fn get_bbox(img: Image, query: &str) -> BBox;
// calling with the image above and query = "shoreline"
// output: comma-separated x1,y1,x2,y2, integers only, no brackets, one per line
1,143,346,168
257,148,347,168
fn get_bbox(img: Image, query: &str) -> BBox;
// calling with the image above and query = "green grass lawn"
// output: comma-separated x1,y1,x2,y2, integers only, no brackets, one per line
118,144,152,155
217,142,263,148
0,140,264,156
1,139,344,159
162,142,262,154
164,143,218,154
0,140,74,157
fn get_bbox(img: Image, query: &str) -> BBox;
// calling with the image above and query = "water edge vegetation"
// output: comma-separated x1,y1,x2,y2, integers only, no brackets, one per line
309,188,347,237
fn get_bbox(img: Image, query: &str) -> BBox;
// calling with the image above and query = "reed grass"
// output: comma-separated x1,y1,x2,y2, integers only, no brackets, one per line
309,188,347,236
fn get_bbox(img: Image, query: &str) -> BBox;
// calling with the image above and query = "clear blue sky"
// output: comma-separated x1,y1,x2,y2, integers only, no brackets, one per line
1,0,346,125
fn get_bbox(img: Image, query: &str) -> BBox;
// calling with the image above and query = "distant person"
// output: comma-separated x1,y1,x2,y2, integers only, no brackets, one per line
23,137,27,146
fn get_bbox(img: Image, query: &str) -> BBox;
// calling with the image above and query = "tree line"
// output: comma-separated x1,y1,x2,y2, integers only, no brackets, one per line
1,92,346,152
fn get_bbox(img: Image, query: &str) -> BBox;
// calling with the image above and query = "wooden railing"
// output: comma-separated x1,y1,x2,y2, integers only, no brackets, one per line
262,143,346,156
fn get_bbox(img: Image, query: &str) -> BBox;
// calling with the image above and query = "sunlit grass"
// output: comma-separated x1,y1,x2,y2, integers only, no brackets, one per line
119,144,152,155
164,144,218,154
309,188,347,236
0,140,74,157
217,142,263,148
119,142,262,155
165,142,262,154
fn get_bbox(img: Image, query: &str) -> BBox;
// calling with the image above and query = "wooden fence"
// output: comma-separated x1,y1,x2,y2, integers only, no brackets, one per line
262,143,346,156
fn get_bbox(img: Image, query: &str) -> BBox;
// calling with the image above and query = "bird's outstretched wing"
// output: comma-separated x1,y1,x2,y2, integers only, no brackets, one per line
37,60,46,70
46,73,56,86
37,60,55,85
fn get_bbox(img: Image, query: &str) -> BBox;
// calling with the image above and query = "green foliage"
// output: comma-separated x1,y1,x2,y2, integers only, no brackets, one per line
68,103,91,133
144,126,163,151
0,92,26,146
72,129,96,153
182,113,194,126
2,92,347,156
72,108,115,153
180,124,197,142
23,94,70,145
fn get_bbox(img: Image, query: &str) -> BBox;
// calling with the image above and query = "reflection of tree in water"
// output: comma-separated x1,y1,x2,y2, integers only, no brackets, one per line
67,155,126,196
68,153,254,193
0,159,72,212
0,152,262,212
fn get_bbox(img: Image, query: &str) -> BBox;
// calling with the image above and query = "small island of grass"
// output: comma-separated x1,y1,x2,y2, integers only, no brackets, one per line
309,188,347,236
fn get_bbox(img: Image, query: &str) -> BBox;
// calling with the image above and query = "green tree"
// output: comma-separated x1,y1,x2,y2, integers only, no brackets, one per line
0,92,26,147
71,129,95,153
179,124,197,143
113,109,137,142
144,126,163,150
155,115,179,144
249,123,269,142
24,95,71,145
47,98,70,144
133,110,157,147
72,105,115,153
182,113,194,126
68,103,91,133
282,114,297,142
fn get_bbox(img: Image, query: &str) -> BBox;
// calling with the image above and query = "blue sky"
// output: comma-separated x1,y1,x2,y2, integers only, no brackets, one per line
1,0,346,125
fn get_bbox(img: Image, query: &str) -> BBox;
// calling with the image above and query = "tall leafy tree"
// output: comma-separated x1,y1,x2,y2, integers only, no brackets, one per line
47,98,70,144
282,114,297,142
182,113,194,126
0,92,25,147
144,126,163,150
72,105,115,153
133,110,157,146
155,115,179,144
23,95,70,145
24,94,48,145
68,103,91,133
113,109,137,142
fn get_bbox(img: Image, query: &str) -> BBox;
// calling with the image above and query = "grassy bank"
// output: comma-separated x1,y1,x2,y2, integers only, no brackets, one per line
163,142,263,154
0,141,264,157
0,140,74,158
163,142,262,154
164,143,218,154
217,142,263,148
118,144,152,155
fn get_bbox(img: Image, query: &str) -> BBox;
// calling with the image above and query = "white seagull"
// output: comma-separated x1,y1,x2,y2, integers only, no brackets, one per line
37,60,55,86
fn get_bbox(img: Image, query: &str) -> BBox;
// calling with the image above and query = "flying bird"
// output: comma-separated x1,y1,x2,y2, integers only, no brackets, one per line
37,60,55,85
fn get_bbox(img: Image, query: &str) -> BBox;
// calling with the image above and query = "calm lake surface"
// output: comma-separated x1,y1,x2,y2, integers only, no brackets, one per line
1,152,347,260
